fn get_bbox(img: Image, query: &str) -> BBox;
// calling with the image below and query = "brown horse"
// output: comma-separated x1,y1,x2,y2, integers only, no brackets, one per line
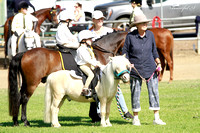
150,28,174,82
4,7,60,68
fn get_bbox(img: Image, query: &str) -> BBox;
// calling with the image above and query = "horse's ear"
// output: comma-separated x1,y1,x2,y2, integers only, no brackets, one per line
123,54,126,57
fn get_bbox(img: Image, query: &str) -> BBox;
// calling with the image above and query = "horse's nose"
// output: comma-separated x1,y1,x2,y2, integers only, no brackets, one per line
122,73,130,82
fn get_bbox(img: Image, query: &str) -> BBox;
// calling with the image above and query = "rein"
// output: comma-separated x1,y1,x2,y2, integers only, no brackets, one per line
92,43,115,56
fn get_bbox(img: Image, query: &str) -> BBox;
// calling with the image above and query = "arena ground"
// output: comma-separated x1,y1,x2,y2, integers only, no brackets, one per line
0,39,200,89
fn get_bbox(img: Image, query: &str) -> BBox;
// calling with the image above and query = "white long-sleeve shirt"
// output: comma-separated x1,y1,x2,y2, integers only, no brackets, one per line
91,26,113,41
75,44,98,66
56,22,79,48
12,12,38,35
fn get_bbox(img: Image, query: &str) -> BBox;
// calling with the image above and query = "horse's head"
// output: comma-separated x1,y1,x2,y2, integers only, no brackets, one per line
24,30,35,50
49,7,61,25
110,55,130,83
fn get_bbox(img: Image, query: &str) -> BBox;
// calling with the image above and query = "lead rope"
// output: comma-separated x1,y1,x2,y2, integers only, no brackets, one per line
116,84,131,121
131,66,160,82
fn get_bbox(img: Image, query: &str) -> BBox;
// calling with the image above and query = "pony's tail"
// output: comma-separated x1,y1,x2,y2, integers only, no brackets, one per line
44,76,52,123
8,52,24,116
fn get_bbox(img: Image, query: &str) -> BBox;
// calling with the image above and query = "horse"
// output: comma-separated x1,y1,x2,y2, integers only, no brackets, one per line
8,31,127,126
7,30,41,59
149,28,174,82
8,28,173,126
4,7,60,68
44,55,130,127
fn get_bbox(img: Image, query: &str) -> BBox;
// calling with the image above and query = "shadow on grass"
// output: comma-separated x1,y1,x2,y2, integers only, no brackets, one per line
0,116,131,127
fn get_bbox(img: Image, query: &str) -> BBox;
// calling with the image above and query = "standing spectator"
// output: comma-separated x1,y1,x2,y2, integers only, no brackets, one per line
122,13,166,126
129,0,143,28
69,2,86,33
89,10,133,120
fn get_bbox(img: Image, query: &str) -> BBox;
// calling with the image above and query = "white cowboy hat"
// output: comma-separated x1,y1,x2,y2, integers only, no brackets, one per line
130,13,150,27
92,10,105,19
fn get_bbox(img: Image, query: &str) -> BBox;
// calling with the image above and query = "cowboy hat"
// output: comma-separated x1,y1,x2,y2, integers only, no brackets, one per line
130,13,150,27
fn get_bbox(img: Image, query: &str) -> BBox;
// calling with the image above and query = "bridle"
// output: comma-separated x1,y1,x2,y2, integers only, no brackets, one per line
49,8,60,24
114,69,130,79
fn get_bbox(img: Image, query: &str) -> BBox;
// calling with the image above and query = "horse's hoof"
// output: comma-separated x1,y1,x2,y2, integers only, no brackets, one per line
13,121,19,127
106,123,112,127
100,123,107,127
24,121,30,126
51,123,61,128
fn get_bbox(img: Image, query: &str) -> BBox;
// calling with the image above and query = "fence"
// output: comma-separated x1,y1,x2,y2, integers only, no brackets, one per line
0,16,200,54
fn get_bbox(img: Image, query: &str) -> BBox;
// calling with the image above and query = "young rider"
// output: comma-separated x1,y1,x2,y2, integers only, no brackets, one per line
56,10,79,49
11,1,40,57
75,30,101,97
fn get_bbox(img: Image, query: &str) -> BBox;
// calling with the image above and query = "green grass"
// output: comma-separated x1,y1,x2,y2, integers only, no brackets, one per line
0,80,200,133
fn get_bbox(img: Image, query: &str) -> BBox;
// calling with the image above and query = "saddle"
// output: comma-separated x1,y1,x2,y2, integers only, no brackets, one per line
57,44,101,100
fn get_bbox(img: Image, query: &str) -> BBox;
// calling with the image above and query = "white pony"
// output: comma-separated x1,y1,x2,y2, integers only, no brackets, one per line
7,30,41,59
44,55,131,127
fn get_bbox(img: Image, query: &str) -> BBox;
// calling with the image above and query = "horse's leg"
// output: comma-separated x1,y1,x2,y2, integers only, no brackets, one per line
105,101,112,127
100,98,107,127
51,93,65,128
162,52,173,83
158,51,165,81
20,84,36,126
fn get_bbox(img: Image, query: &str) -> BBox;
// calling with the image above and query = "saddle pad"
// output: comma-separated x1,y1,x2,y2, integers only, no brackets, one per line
58,51,79,72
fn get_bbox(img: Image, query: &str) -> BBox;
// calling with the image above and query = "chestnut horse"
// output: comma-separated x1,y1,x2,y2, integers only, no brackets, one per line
4,7,60,68
8,28,173,126
8,31,127,126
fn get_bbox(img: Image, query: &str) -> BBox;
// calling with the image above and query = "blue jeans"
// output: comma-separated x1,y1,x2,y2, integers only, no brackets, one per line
97,85,128,114
130,74,160,112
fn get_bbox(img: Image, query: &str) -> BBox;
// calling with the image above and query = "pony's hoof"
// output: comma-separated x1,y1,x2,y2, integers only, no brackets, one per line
51,123,61,128
100,123,107,127
106,123,112,127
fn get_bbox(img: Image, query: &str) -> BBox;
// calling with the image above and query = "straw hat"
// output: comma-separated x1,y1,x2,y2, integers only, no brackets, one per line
92,10,105,19
130,13,150,27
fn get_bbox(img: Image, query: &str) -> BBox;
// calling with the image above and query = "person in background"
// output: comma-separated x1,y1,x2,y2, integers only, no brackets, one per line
122,13,166,126
90,10,134,119
11,1,40,57
129,0,143,28
69,2,86,33
75,30,101,97
56,10,79,49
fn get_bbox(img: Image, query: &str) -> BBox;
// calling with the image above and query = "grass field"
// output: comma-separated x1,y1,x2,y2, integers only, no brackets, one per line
0,80,200,133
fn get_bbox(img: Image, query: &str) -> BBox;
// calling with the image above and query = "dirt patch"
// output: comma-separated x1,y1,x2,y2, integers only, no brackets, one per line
0,40,200,89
